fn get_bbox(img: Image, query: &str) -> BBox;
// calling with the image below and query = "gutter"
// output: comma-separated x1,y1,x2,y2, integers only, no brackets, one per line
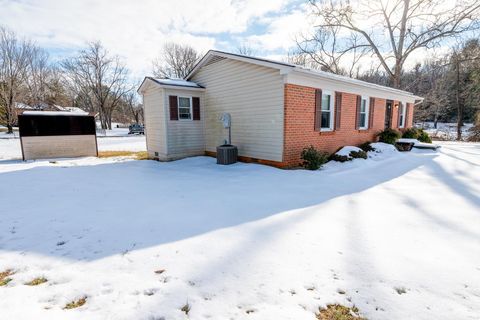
292,68,422,100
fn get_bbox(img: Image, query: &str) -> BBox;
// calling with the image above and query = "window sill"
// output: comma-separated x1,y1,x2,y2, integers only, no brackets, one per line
319,130,335,135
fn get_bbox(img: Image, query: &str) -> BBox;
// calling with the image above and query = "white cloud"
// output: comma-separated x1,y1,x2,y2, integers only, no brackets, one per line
0,0,294,79
246,5,313,52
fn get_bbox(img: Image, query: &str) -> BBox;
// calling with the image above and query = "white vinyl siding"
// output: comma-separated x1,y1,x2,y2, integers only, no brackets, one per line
190,58,284,162
165,88,205,159
142,85,167,158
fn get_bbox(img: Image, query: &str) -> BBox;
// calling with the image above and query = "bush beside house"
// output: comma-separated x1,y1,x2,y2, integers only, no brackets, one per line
300,146,329,170
377,128,401,144
402,127,432,143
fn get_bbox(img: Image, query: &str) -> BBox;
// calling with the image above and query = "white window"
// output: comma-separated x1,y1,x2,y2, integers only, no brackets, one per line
178,97,192,120
399,102,406,128
321,91,335,131
359,96,369,129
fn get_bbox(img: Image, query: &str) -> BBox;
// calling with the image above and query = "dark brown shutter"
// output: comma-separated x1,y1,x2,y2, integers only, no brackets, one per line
405,103,410,127
334,92,342,130
192,97,200,120
169,95,178,121
355,95,361,130
368,97,375,129
397,102,402,127
314,89,322,131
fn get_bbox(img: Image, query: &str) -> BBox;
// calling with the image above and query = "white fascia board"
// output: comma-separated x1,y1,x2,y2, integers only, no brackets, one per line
138,78,205,94
285,70,422,103
137,77,205,94
137,78,156,94
157,85,205,92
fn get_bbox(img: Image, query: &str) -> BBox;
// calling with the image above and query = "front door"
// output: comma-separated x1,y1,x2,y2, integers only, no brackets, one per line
385,100,393,128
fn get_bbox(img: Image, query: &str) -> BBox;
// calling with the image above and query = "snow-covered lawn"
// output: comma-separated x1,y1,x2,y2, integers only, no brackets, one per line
0,143,479,320
0,134,146,160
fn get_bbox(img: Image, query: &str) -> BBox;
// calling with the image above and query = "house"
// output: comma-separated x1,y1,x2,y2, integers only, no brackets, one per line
138,50,422,168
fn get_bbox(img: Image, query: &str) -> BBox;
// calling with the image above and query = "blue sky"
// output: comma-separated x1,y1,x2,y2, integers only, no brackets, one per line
0,0,309,80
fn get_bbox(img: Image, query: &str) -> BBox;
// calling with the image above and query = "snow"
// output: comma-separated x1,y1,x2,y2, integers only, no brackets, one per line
15,102,35,110
370,142,398,154
0,135,146,160
417,122,474,141
22,111,89,116
53,105,86,113
335,146,363,157
1,142,480,319
152,78,202,88
398,138,440,149
96,135,146,152
96,127,134,137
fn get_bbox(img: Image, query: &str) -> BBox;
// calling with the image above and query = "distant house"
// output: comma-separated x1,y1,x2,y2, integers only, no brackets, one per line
138,50,422,167
15,103,86,124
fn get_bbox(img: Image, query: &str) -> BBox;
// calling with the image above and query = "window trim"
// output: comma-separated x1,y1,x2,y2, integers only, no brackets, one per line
399,102,406,128
177,96,193,121
359,96,369,130
320,90,335,132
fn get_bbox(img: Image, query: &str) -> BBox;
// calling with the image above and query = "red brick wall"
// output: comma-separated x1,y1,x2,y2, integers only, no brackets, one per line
283,83,394,167
406,102,414,127
203,83,415,168
391,101,414,129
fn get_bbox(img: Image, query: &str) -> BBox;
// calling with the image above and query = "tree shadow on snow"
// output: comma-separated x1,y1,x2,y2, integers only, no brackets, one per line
0,152,439,261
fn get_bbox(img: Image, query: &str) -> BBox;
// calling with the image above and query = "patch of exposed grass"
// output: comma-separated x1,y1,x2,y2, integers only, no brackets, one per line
394,287,407,295
317,304,366,320
134,151,149,160
98,151,150,160
181,302,191,315
0,127,18,133
0,269,15,286
64,297,87,310
25,277,48,286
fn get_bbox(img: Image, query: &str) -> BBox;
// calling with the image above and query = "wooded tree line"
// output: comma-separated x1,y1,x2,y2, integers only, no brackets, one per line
352,39,480,139
290,0,480,138
0,27,143,133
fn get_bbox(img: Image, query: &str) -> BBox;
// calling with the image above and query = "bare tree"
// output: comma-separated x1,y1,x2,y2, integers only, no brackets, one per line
296,27,371,77
44,66,72,107
152,42,200,79
236,43,256,56
0,26,34,133
124,91,143,124
62,42,131,129
25,46,51,107
307,0,480,87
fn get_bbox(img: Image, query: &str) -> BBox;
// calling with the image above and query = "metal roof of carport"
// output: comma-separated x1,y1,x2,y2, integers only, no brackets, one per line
137,77,205,94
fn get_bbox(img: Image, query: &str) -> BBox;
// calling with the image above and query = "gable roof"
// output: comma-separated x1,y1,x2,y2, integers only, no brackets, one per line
186,50,422,101
137,77,205,94
185,50,294,80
